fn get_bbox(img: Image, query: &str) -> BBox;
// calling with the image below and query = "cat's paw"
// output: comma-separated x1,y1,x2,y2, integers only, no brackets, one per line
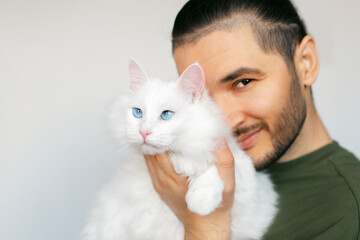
186,187,223,216
185,166,224,216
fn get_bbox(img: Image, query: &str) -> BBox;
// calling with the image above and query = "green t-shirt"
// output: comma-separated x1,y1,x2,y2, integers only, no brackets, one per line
263,142,360,240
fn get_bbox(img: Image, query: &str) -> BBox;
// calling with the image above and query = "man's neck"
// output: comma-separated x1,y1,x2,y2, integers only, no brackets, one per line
277,105,332,163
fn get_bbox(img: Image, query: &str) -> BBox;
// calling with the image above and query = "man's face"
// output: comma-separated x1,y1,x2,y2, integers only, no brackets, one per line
173,26,307,170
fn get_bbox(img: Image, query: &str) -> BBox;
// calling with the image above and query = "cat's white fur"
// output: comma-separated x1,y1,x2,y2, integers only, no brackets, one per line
82,60,278,240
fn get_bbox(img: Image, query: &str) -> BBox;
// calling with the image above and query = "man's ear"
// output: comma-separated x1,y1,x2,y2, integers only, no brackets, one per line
294,35,319,88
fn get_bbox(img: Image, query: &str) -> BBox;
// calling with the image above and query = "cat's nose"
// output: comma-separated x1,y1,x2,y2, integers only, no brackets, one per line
139,130,152,140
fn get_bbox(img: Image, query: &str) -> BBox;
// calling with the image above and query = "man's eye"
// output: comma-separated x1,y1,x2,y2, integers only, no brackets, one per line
235,79,253,88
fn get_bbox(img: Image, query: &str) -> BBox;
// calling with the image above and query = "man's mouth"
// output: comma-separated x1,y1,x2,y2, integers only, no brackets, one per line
235,128,262,150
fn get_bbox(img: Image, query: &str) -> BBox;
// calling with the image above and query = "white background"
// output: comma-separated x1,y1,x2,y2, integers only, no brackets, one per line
0,0,359,239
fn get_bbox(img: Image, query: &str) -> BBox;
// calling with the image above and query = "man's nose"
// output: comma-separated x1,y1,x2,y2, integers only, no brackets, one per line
227,111,246,129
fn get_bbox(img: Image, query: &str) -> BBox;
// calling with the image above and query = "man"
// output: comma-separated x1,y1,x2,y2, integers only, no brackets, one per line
145,0,360,239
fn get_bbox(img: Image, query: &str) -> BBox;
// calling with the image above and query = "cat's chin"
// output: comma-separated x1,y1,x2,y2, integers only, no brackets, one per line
140,144,166,155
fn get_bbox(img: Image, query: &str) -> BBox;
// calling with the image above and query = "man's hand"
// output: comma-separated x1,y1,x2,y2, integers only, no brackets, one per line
144,139,235,240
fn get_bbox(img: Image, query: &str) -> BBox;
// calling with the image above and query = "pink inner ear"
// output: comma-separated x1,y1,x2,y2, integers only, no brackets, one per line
178,62,205,102
129,59,149,91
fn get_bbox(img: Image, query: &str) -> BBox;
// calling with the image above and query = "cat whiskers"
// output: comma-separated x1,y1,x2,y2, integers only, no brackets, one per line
115,139,135,147
115,129,140,146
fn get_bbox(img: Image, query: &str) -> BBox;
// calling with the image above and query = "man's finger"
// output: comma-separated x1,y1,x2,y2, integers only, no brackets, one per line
144,155,157,176
145,153,187,186
214,138,235,193
145,153,177,175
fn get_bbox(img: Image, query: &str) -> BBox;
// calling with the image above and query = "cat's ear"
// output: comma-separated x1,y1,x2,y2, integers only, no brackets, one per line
129,59,149,91
178,62,205,102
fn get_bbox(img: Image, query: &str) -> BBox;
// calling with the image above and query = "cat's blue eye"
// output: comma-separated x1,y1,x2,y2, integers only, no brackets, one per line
132,108,143,118
160,110,174,120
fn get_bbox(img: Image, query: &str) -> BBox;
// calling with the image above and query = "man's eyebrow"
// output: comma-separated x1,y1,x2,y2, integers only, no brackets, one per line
219,67,264,84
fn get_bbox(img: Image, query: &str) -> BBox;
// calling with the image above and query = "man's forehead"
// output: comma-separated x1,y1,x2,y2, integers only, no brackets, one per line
173,26,263,75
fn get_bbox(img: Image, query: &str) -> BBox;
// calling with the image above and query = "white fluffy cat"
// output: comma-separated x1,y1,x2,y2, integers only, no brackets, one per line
82,60,278,240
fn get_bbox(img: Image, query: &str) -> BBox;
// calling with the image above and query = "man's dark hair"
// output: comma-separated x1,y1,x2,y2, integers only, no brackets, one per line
172,0,307,65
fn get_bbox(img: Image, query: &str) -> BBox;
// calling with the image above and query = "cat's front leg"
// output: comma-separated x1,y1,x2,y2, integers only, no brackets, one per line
186,165,224,216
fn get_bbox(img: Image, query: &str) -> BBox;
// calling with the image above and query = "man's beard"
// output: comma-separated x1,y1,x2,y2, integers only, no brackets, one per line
234,73,307,171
